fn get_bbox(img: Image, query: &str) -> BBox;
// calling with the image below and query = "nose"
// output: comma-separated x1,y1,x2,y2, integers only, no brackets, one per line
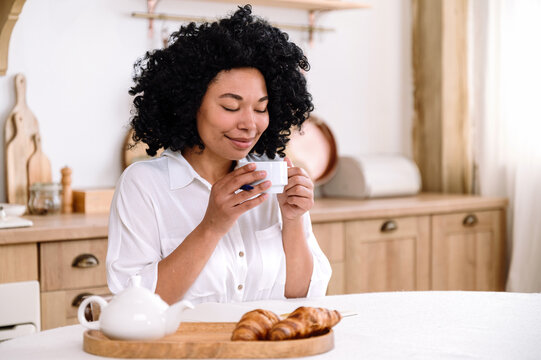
237,108,257,132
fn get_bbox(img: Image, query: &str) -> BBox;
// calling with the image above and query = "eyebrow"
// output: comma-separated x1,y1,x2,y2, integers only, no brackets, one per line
219,93,268,102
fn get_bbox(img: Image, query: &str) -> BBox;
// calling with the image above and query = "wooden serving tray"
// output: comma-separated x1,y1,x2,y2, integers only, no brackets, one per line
83,322,334,358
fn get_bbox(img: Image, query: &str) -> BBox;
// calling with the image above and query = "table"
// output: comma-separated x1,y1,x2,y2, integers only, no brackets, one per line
1,291,540,359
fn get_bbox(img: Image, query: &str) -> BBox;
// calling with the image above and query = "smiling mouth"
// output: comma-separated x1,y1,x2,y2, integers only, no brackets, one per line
226,136,254,149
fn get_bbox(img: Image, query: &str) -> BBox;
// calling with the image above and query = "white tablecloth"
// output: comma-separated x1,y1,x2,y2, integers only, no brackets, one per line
1,291,540,359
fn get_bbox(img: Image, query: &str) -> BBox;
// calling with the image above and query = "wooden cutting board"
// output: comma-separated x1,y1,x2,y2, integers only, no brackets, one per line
4,73,39,147
4,73,41,204
83,322,334,359
5,113,34,205
27,133,52,186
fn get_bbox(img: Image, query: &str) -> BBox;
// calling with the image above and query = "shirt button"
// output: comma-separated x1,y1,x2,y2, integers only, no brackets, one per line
239,251,245,257
237,284,243,290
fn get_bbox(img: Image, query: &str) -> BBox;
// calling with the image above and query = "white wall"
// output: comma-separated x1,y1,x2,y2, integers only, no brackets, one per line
0,0,412,202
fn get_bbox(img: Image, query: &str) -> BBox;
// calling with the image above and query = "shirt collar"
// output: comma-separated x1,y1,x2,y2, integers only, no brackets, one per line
162,149,207,190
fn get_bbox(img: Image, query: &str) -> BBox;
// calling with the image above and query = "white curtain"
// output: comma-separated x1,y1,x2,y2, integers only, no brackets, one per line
470,0,541,292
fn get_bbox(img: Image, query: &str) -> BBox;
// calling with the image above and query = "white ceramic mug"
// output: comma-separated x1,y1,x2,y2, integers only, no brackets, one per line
238,160,288,194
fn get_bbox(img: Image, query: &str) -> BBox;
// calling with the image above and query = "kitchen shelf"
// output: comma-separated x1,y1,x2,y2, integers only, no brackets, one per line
138,0,368,45
202,0,369,11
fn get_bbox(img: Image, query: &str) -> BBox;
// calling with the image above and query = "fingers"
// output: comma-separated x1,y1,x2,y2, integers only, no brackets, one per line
284,156,294,168
229,164,267,191
284,183,312,198
235,180,272,203
232,162,257,175
234,191,270,213
279,162,314,215
284,194,313,209
215,163,267,194
286,165,309,178
284,167,313,193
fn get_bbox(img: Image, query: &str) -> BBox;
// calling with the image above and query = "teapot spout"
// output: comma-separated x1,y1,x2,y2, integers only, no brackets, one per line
164,300,194,334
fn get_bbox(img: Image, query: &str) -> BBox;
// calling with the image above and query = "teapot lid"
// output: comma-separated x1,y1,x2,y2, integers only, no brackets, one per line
112,275,168,311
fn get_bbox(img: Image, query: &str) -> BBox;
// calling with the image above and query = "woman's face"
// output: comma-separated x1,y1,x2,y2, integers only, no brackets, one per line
196,67,269,161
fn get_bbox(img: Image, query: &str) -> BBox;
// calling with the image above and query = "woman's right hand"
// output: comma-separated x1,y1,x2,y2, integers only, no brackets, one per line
201,163,271,236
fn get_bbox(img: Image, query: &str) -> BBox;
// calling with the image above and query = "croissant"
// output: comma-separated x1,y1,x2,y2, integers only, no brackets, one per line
267,306,341,341
231,309,281,341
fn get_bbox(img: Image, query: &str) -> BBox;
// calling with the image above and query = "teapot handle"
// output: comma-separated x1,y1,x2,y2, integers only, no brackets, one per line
78,295,108,330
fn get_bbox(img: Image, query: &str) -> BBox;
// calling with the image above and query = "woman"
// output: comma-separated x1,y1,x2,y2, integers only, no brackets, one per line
106,5,331,305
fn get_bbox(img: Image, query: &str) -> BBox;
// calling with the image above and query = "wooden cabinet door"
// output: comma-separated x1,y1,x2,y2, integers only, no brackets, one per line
432,210,505,291
0,243,38,283
313,222,345,295
345,216,430,293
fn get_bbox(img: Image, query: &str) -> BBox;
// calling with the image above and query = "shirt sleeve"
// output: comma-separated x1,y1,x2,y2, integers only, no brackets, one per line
106,165,162,294
303,212,333,298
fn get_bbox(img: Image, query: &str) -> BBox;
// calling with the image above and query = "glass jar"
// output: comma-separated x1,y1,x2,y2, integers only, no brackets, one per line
28,182,62,215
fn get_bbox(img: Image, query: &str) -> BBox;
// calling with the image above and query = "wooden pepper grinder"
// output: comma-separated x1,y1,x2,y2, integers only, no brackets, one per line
61,166,73,213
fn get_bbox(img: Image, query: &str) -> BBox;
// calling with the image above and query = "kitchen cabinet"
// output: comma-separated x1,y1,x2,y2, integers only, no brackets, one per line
39,238,109,329
431,210,505,291
0,243,38,283
344,216,431,293
313,222,346,294
0,213,109,330
310,193,508,294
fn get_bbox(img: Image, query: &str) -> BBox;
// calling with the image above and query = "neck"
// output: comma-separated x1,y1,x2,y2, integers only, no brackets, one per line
182,147,234,185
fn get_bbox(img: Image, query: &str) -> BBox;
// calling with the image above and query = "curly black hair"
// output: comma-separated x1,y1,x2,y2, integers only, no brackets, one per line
129,5,313,158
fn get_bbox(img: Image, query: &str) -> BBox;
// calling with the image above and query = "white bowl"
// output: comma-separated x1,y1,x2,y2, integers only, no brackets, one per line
0,203,27,216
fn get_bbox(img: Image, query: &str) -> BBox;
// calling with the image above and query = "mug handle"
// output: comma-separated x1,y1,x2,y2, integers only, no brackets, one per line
77,295,107,330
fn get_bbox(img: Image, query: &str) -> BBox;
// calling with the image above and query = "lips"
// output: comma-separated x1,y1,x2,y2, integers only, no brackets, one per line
226,136,255,149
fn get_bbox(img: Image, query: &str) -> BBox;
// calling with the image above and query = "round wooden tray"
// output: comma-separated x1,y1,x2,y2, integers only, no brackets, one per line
83,322,334,359
285,115,338,186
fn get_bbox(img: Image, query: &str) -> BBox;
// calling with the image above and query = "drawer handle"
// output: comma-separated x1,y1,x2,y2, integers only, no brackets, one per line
463,214,478,227
380,220,398,233
72,253,99,268
71,292,94,307
72,293,94,322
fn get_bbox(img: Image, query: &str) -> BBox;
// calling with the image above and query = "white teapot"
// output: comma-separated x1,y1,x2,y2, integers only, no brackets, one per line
77,275,193,340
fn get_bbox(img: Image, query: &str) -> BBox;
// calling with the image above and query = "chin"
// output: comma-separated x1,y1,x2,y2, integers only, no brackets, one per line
218,151,249,162
230,147,256,160
231,152,251,161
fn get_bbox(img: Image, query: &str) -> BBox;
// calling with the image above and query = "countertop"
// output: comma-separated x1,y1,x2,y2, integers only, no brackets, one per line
0,291,539,359
0,193,508,245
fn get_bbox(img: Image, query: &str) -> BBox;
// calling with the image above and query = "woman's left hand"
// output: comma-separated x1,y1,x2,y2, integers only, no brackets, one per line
277,157,314,221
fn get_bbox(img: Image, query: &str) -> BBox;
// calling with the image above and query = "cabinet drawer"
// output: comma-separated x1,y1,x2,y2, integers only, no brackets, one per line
41,286,110,330
40,238,107,291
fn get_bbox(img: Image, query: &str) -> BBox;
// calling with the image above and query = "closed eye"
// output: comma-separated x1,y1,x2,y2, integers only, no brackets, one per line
255,108,267,114
222,106,239,112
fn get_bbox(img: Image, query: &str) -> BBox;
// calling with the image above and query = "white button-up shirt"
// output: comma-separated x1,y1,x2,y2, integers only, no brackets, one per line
106,149,332,304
